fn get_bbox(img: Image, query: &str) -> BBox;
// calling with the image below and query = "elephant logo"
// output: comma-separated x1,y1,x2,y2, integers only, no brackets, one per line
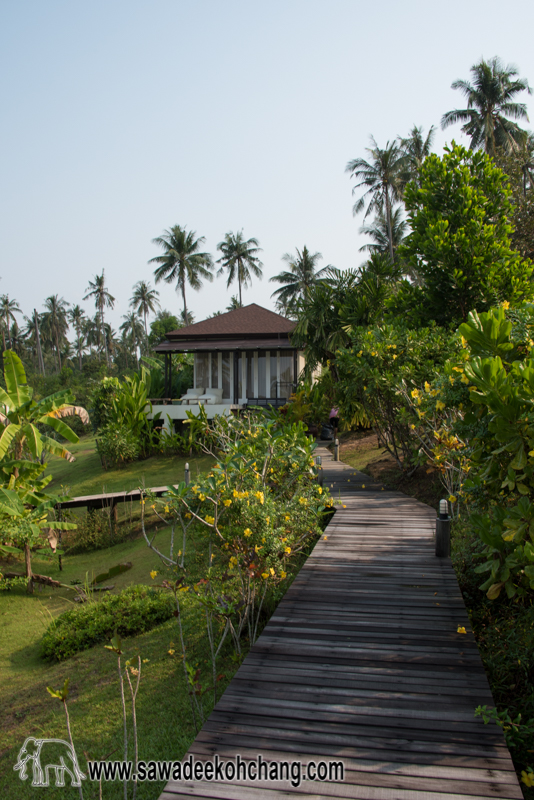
14,737,86,788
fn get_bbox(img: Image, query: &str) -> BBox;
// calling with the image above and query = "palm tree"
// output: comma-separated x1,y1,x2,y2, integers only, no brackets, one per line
441,57,532,156
398,125,435,188
346,138,405,263
83,271,115,365
270,246,329,309
216,231,263,306
150,226,213,323
226,295,242,311
120,312,144,368
0,295,22,350
67,305,86,370
42,296,69,372
359,208,408,259
130,280,160,337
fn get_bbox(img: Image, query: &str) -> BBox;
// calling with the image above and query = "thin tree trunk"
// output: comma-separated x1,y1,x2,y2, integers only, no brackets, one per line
1,329,5,352
24,543,33,594
35,310,46,376
385,188,394,264
238,275,242,307
55,329,62,371
182,282,188,326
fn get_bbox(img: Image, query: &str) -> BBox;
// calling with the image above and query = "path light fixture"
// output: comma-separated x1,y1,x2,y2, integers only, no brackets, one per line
334,438,339,462
435,499,450,557
184,462,190,486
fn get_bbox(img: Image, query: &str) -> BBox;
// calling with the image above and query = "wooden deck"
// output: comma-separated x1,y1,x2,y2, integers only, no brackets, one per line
159,446,522,799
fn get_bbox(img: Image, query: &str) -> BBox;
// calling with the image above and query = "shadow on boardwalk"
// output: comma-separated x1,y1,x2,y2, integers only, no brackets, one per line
159,445,522,800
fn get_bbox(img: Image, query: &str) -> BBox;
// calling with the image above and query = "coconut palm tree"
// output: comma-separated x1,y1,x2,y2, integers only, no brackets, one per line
83,271,115,365
67,305,86,370
150,226,213,323
42,296,69,372
216,231,263,306
0,295,22,350
226,295,242,311
270,246,329,309
358,208,408,259
130,280,160,337
398,125,435,188
441,57,532,156
346,138,405,263
120,312,144,367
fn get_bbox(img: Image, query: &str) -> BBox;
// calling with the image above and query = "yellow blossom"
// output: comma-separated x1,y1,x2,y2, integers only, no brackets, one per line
317,486,322,494
323,535,328,541
179,586,189,592
230,556,238,566
224,499,232,507
411,388,420,398
150,570,158,580
255,491,265,504
164,505,170,513
501,300,510,310
168,649,175,655
185,512,192,519
460,374,469,384
270,567,275,576
449,375,455,385
285,514,290,521
243,528,253,537
192,485,199,493
362,484,365,489
285,546,291,555
280,571,287,579
410,424,416,430
457,626,466,634
449,495,457,503
254,545,261,554
298,497,307,505
261,572,269,579
424,381,431,392
205,515,215,525
521,771,534,788
436,400,446,412
199,493,206,501
142,659,149,663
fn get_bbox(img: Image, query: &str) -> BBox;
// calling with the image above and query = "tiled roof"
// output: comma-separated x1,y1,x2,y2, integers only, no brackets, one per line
165,304,296,339
153,338,295,352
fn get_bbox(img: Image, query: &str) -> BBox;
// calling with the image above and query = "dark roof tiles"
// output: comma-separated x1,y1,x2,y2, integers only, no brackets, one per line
166,304,296,339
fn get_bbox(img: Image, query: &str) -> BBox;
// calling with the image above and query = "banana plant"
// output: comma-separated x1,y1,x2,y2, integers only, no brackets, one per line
0,350,89,463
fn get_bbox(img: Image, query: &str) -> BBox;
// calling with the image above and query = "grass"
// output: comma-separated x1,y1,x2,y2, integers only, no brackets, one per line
45,435,214,498
0,525,237,799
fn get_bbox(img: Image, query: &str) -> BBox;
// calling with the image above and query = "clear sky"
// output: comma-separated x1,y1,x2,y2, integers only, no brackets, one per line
1,0,533,333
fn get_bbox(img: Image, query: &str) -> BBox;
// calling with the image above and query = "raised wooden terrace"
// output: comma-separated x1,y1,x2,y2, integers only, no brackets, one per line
159,446,522,800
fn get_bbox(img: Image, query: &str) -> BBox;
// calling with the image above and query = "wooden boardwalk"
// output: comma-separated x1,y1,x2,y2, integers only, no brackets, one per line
160,446,522,800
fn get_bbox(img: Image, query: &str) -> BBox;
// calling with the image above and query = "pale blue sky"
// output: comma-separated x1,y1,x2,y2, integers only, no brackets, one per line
1,0,533,332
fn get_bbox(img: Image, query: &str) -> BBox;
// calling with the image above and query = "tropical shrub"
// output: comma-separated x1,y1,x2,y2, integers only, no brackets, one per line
96,422,141,468
41,585,175,660
64,509,132,553
335,323,457,469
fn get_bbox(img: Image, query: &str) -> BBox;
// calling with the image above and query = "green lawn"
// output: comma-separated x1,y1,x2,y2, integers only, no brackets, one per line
45,435,214,497
0,528,235,799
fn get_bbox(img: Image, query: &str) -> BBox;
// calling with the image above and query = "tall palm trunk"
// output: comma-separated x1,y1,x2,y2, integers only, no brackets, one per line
238,263,243,307
34,310,45,376
384,187,395,263
55,328,62,371
181,263,188,324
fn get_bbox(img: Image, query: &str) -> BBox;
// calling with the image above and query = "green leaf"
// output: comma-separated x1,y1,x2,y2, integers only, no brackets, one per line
2,351,30,406
21,423,43,459
0,487,25,517
0,423,21,459
510,445,527,471
486,582,504,600
46,677,69,701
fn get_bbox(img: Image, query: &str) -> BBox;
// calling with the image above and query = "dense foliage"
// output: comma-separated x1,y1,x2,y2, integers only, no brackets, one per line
41,585,175,660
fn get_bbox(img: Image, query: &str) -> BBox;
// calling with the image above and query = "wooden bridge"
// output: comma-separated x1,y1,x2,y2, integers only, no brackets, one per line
159,446,522,799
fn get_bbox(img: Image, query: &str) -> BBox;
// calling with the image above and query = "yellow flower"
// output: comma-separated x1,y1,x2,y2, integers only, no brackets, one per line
342,504,347,508
266,516,270,524
323,535,328,541
457,626,466,634
392,354,397,360
270,567,275,576
261,572,269,579
317,486,322,494
449,495,457,503
410,424,416,430
280,570,287,579
424,381,431,392
298,497,307,505
436,400,445,412
521,771,534,788
501,300,510,310
285,546,291,555
185,512,192,519
411,388,420,398
357,350,363,357
168,649,175,655
460,374,470,384
205,515,215,525
142,659,149,663
449,375,455,385
254,544,261,554
150,570,158,580
243,528,253,537
230,556,238,566
179,586,189,592
224,499,232,507
192,485,199,493
285,514,290,521
362,484,365,489
255,491,265,504
199,493,206,501
164,505,170,513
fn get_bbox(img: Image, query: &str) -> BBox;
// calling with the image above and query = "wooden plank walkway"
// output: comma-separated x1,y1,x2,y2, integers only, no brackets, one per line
159,446,522,799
